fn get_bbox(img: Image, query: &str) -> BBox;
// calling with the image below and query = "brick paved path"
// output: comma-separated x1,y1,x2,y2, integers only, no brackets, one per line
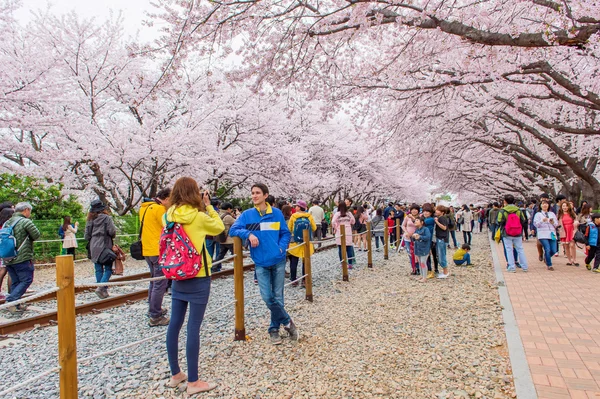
496,239,600,399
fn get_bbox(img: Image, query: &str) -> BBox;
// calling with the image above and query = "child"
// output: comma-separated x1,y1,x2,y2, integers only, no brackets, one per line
453,244,473,266
388,210,396,249
412,216,432,282
585,213,600,272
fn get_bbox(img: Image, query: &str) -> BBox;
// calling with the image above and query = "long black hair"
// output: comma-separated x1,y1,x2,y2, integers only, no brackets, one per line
0,208,14,226
338,202,348,217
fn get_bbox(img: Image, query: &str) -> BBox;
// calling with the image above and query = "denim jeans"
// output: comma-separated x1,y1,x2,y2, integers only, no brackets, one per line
501,238,519,265
539,239,557,267
146,256,169,318
449,231,458,247
337,245,356,265
5,260,34,302
166,298,208,383
213,244,233,270
94,262,112,283
205,239,220,260
503,236,528,270
462,231,472,245
374,236,384,249
289,255,304,282
436,240,448,269
255,259,291,333
454,253,471,265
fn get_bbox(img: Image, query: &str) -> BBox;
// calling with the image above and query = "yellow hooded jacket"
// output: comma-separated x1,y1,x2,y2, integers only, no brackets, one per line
287,211,317,258
164,204,225,277
140,201,167,257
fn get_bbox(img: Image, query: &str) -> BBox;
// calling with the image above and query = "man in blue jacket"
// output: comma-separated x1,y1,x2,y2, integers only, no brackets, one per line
229,183,296,345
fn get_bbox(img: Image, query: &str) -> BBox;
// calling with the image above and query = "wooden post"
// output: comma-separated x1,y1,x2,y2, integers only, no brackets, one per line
302,229,313,302
366,222,373,268
395,223,401,250
233,237,246,341
340,225,349,281
383,220,389,260
56,255,78,399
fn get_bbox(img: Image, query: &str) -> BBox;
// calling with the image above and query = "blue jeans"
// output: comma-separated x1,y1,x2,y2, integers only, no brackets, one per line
503,236,528,271
539,239,557,267
449,231,458,247
146,256,169,318
454,253,471,265
255,259,291,333
337,245,356,265
436,240,448,269
205,239,220,260
94,262,113,283
166,298,208,383
501,237,519,265
5,260,34,302
374,236,384,249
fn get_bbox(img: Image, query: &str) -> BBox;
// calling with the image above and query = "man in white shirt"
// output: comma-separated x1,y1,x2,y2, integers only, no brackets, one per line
308,200,325,242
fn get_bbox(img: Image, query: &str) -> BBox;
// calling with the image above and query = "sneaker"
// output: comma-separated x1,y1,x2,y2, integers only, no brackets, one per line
147,308,169,318
436,273,448,279
148,316,170,327
516,263,522,269
554,253,559,257
586,264,591,270
95,287,104,299
348,264,353,270
210,266,221,273
291,281,299,287
522,269,528,272
426,271,435,279
269,331,283,345
508,268,516,273
593,268,600,273
548,266,555,271
539,255,543,261
284,319,299,341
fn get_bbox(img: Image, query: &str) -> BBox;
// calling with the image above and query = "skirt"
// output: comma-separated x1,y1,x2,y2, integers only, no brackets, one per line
172,277,211,304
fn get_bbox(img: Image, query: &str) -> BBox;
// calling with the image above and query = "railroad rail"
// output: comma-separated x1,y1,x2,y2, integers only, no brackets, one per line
0,242,336,335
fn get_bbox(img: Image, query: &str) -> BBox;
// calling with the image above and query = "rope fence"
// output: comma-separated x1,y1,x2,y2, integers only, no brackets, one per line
0,366,61,397
0,287,60,311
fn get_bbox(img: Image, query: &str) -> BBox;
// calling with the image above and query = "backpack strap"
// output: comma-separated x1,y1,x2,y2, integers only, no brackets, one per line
138,205,152,240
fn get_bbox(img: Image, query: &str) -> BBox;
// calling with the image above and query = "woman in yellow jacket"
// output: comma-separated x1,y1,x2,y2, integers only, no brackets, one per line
163,177,224,395
287,200,317,286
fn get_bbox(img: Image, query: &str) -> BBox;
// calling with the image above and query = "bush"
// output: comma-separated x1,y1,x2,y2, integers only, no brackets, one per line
0,174,84,220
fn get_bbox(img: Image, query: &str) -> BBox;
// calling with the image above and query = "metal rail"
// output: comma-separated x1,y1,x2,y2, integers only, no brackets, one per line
0,242,337,335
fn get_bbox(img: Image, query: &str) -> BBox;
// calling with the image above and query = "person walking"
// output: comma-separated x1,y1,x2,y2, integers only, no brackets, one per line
489,202,501,239
533,200,558,270
140,188,171,326
558,201,578,266
229,183,296,345
585,214,600,272
212,202,237,271
332,202,356,269
163,177,224,394
308,200,325,242
0,204,15,301
3,202,41,312
287,200,316,286
61,216,79,256
457,205,473,245
497,194,529,273
85,200,117,299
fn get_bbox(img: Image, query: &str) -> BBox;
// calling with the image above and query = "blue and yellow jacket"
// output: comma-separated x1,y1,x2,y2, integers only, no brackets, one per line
229,204,291,267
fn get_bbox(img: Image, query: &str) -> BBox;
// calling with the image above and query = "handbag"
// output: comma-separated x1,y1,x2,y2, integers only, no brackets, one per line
97,247,117,264
574,229,587,244
458,216,464,224
112,245,126,275
494,227,501,243
130,206,151,260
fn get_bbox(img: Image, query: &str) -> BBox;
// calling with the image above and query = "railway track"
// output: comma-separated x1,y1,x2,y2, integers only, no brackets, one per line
0,242,337,335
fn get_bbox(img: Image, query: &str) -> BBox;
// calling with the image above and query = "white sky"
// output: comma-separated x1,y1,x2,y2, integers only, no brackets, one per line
15,0,159,41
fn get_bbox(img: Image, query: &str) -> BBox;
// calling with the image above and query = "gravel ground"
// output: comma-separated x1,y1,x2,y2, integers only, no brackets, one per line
0,233,515,399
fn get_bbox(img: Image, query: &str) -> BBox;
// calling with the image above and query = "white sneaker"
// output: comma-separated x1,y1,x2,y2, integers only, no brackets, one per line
436,274,449,279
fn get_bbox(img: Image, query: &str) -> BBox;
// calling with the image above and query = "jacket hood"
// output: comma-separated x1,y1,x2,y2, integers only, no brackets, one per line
141,200,156,209
167,205,199,224
503,205,520,213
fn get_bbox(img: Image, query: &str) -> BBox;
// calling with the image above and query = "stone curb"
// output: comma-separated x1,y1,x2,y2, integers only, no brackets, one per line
488,235,538,399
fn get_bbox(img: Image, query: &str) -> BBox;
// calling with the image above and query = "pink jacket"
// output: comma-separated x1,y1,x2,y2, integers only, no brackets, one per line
332,212,355,246
402,216,417,239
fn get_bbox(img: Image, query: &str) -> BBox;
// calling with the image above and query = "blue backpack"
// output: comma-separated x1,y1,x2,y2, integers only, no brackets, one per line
0,218,25,262
293,216,312,243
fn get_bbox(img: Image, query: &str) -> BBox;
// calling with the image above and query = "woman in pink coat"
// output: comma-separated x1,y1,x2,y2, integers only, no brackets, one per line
332,202,356,268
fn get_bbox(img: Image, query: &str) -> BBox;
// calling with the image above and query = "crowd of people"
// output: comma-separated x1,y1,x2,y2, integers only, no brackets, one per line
1,182,599,395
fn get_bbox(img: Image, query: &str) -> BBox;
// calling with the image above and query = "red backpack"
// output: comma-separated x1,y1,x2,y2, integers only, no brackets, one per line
159,221,207,280
504,211,523,237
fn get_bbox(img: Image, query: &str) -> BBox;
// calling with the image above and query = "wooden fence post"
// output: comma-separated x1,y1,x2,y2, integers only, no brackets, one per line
302,230,313,302
366,222,373,268
56,255,78,399
383,220,389,260
340,225,349,282
395,223,401,250
233,237,246,341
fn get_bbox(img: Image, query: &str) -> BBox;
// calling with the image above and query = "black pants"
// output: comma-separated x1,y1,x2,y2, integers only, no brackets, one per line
585,246,600,269
65,247,75,256
463,231,472,245
426,241,438,273
289,255,304,282
212,244,233,271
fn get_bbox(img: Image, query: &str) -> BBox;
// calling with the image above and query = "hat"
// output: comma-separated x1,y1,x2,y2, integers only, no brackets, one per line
90,199,106,213
295,200,307,209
